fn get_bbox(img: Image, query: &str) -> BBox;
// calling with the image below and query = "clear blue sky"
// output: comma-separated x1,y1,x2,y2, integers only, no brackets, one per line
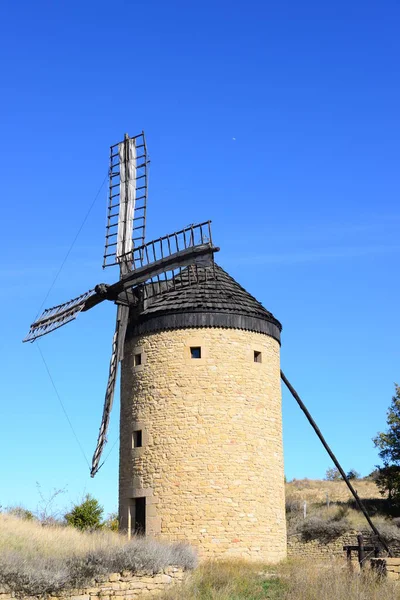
1,1,399,517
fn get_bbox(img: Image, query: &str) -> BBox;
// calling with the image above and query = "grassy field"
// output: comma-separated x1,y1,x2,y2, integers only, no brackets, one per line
0,512,125,558
0,513,196,597
284,477,400,537
286,477,380,505
2,480,400,599
160,559,400,600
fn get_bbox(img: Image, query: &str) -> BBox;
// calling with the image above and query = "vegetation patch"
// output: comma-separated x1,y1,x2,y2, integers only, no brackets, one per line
0,514,196,598
159,559,400,600
296,515,350,542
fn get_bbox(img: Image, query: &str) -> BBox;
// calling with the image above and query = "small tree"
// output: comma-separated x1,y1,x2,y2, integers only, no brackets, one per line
65,494,104,531
325,467,341,481
103,512,119,532
346,469,360,480
373,384,400,502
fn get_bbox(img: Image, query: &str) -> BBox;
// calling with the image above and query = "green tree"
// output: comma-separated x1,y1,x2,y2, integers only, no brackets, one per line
65,494,104,531
373,384,400,501
346,469,360,480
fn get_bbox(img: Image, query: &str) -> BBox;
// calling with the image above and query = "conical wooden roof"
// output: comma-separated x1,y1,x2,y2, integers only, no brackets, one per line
129,264,282,342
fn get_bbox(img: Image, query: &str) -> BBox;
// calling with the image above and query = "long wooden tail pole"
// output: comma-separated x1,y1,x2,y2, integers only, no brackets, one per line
280,370,392,556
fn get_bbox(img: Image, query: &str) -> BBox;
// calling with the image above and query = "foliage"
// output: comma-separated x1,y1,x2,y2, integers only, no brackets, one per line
325,467,342,481
160,558,400,600
65,494,104,531
6,506,35,521
346,469,360,480
161,560,284,600
373,384,400,501
103,512,119,532
297,515,350,542
0,513,197,597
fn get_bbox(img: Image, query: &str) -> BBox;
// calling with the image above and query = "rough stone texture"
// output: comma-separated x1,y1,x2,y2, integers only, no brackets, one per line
0,568,184,600
119,327,286,562
371,557,400,579
288,530,400,560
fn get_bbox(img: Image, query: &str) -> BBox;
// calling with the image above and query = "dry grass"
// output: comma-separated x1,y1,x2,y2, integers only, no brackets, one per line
0,513,196,597
0,512,125,559
286,478,380,504
160,559,400,600
285,478,400,543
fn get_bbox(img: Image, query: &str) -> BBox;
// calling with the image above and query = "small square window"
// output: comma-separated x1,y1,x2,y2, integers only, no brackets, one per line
254,351,262,363
134,353,142,367
133,430,143,448
190,346,201,359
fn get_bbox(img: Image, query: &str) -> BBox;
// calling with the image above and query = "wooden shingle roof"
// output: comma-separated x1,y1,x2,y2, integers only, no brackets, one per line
129,264,282,342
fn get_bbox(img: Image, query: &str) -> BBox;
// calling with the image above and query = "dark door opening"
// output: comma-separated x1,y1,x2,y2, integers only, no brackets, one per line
134,497,146,535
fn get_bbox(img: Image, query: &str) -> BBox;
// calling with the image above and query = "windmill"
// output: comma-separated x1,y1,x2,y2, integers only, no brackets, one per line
24,131,390,560
24,132,219,478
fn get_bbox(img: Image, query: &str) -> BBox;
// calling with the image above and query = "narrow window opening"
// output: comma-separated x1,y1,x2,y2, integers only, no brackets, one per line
133,430,143,448
134,353,142,367
190,346,201,359
134,497,146,535
254,351,262,363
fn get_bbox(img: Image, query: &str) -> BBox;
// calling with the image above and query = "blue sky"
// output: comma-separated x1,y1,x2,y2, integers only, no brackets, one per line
1,1,399,517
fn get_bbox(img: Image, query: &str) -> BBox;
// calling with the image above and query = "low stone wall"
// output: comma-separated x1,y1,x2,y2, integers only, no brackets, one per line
288,530,364,559
371,557,400,579
288,530,400,560
0,567,185,600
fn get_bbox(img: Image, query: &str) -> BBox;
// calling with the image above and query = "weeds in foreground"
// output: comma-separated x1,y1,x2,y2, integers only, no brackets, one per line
0,514,196,597
160,560,284,599
160,559,400,600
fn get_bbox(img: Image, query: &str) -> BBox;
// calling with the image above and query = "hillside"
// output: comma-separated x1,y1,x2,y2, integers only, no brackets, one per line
286,478,380,504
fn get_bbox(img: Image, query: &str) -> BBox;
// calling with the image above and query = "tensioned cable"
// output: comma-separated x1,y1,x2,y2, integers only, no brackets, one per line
32,172,108,471
96,436,120,474
34,173,108,321
36,342,91,471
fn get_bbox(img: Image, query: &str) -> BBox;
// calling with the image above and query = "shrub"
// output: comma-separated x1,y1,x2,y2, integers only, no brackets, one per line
0,539,197,597
375,522,400,544
285,497,302,514
331,505,349,521
65,495,104,531
0,553,69,597
346,469,360,480
325,467,341,481
103,512,119,532
6,506,35,521
297,516,349,542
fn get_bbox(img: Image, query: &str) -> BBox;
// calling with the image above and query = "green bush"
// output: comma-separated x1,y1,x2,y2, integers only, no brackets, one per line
65,495,103,531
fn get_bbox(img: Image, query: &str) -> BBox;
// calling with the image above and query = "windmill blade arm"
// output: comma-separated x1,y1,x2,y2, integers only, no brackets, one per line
23,289,101,342
90,305,129,477
110,242,219,297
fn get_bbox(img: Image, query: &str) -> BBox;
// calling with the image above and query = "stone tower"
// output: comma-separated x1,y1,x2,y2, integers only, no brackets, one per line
119,265,286,562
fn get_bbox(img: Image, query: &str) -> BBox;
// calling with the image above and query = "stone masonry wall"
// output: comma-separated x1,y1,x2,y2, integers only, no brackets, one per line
371,558,400,579
119,327,286,562
288,530,400,560
0,567,185,600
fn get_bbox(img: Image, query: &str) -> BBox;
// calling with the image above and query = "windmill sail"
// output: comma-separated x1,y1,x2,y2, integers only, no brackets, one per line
23,224,217,344
90,304,129,477
117,137,136,262
103,132,148,268
23,289,96,342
